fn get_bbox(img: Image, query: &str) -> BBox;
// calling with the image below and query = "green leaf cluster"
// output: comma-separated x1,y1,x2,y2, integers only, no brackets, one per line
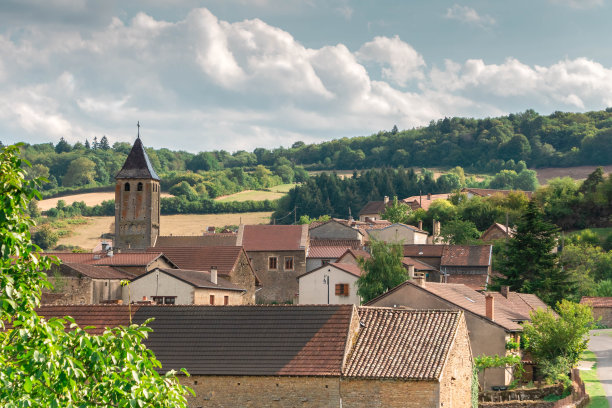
357,240,408,303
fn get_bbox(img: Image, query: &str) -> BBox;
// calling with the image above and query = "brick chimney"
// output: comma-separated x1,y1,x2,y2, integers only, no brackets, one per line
485,294,494,321
501,286,510,298
210,266,217,285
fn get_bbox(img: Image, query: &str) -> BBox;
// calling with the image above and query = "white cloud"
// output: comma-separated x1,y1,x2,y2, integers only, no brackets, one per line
356,35,426,86
548,0,603,8
445,4,495,27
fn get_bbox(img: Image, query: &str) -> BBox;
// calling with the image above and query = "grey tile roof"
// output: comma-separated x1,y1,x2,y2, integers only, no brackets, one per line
344,308,462,379
115,137,160,180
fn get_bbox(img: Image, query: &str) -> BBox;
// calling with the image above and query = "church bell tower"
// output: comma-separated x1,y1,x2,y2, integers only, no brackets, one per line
114,123,160,251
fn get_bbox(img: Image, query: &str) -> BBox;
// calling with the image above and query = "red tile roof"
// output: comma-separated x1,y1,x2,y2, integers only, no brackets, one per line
239,225,308,251
148,246,242,275
155,234,237,247
446,274,489,290
135,268,245,292
402,245,445,258
580,297,612,307
36,305,136,335
47,252,172,267
442,245,492,267
344,308,462,379
358,201,391,216
402,257,437,271
308,246,357,259
331,263,363,277
309,239,362,248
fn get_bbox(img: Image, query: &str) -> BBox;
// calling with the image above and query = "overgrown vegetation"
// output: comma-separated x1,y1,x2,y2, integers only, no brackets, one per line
357,240,408,303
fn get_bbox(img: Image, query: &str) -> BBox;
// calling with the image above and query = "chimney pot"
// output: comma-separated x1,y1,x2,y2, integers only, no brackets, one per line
485,294,494,321
211,266,218,285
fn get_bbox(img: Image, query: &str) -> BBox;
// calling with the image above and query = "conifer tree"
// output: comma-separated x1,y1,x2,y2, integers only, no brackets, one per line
495,200,573,305
84,139,91,149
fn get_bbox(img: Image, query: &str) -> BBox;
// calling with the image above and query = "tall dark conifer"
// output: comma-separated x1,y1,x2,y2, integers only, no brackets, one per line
495,200,573,305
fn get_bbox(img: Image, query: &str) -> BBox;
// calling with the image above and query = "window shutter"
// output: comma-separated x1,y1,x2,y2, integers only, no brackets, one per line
344,284,349,296
335,284,342,295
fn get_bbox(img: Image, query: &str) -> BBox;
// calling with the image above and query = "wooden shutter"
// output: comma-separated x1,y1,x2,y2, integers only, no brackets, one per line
335,284,342,295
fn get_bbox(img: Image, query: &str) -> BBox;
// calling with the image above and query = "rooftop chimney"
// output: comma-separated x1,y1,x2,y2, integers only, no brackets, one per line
407,264,415,279
413,275,426,287
500,286,510,298
418,220,423,230
211,266,217,285
107,249,114,257
384,196,389,204
485,294,494,321
427,193,431,200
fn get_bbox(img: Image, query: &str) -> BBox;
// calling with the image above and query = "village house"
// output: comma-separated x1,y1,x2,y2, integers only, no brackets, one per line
125,267,247,305
46,251,177,276
481,222,516,242
358,195,393,221
145,246,259,304
367,278,548,389
309,219,364,243
35,304,474,408
237,224,308,303
367,222,429,244
297,262,363,305
403,244,492,290
580,297,612,327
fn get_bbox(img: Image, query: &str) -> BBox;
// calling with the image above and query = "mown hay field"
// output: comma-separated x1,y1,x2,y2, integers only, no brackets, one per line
55,212,272,250
38,192,173,211
214,183,296,202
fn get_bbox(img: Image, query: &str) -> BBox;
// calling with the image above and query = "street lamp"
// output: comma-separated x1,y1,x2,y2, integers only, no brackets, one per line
323,274,330,304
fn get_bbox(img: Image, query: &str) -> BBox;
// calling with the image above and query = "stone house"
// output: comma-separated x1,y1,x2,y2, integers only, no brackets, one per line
42,263,134,305
297,262,363,305
236,224,308,303
125,267,247,305
367,279,548,389
580,297,612,327
403,244,493,290
367,222,429,244
358,196,392,221
481,222,516,242
146,246,259,304
36,304,474,408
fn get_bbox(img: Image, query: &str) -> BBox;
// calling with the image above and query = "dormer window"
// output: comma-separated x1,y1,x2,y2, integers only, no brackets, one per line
137,182,143,191
124,183,130,191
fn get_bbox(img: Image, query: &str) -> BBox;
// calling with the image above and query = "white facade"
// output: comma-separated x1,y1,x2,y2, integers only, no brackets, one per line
298,264,361,306
123,269,194,304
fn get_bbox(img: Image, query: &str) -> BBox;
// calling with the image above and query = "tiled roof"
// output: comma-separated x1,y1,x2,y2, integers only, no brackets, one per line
402,245,445,258
344,308,462,379
135,305,354,376
239,225,308,251
309,239,362,249
136,268,245,292
57,263,135,280
402,257,437,271
358,201,390,216
442,245,491,267
147,246,243,275
462,188,533,199
47,252,170,267
341,249,371,261
154,234,237,247
331,263,363,277
580,297,612,307
446,274,488,290
115,137,160,180
36,305,136,335
370,222,427,234
402,194,451,211
308,246,356,259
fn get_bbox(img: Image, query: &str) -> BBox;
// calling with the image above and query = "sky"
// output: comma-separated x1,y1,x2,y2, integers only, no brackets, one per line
1,0,612,152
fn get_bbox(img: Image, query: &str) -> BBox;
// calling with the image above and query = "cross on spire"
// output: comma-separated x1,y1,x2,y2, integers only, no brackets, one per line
137,121,140,138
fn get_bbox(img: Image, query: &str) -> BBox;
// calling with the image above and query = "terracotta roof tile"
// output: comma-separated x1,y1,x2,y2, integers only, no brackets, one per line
239,225,308,251
57,263,135,280
442,245,491,267
155,234,237,247
47,252,169,267
309,239,362,248
36,305,137,335
446,274,488,290
402,257,437,271
148,246,242,275
358,201,391,216
330,263,363,277
309,246,357,259
580,297,612,307
402,245,445,258
344,308,462,379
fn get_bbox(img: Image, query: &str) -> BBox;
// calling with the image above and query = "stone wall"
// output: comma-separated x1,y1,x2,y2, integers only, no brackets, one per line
439,313,474,408
341,379,439,407
249,250,305,303
592,307,612,327
43,276,93,304
227,250,257,304
193,288,245,305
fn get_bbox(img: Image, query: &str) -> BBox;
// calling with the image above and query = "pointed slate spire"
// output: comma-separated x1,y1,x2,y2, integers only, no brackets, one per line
115,127,160,180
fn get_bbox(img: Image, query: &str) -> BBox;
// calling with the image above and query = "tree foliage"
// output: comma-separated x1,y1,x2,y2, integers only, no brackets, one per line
357,240,408,303
0,144,191,407
379,196,411,224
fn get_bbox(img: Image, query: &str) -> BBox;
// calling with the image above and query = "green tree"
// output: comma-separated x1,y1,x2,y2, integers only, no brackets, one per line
54,137,71,153
62,157,97,187
441,219,480,244
98,135,110,150
0,144,191,407
495,200,572,305
32,224,58,250
357,240,408,303
522,300,595,376
379,196,411,224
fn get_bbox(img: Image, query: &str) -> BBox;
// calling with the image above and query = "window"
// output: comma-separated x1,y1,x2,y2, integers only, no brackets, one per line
152,296,176,305
137,182,143,191
224,295,229,305
284,256,294,270
335,284,349,296
268,257,278,270
124,182,130,191
209,294,215,305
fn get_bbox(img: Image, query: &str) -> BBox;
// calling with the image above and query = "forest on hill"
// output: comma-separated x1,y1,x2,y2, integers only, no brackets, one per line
9,108,612,198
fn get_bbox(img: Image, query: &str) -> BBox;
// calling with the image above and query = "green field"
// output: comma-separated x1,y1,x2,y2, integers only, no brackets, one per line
214,184,296,202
